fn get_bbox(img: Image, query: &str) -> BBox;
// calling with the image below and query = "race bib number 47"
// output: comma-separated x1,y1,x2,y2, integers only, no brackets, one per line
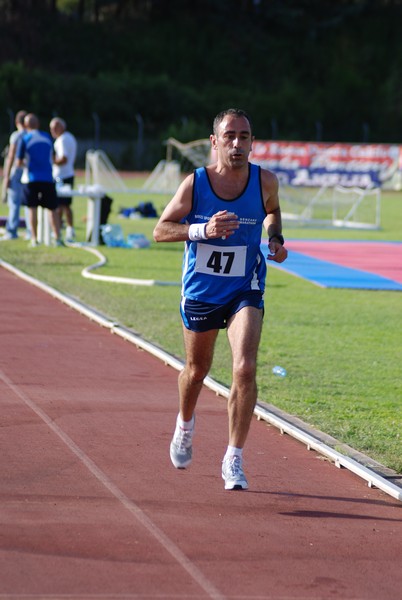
195,243,247,277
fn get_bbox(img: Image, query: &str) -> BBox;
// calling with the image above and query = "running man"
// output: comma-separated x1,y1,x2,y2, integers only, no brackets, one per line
154,109,287,490
153,108,288,490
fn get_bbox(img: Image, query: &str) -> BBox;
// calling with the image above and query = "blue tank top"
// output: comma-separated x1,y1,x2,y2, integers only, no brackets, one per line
18,130,54,183
182,163,267,303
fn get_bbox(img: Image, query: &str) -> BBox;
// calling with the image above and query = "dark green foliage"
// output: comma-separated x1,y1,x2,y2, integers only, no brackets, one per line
1,1,402,168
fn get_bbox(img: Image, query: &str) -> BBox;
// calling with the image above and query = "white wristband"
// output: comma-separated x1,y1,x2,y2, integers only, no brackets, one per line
188,223,208,241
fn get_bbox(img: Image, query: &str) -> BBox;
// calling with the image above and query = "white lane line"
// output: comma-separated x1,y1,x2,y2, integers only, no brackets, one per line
0,369,226,600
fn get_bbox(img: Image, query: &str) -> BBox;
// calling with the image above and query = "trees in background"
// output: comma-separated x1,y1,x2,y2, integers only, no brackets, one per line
2,0,402,22
1,0,401,168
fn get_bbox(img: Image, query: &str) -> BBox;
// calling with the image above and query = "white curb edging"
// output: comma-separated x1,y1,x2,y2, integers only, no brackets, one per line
1,259,401,503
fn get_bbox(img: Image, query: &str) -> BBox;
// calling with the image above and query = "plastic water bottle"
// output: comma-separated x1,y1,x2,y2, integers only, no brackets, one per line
126,233,150,249
100,224,126,247
272,365,287,378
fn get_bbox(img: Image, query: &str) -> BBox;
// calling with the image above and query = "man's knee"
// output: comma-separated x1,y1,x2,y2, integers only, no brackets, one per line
233,358,257,382
184,361,210,383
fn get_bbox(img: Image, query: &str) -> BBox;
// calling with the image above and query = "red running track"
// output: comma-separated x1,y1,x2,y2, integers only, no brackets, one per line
1,265,401,600
286,240,402,285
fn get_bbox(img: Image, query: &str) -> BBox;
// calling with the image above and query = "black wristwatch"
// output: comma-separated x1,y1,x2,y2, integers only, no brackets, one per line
269,234,285,246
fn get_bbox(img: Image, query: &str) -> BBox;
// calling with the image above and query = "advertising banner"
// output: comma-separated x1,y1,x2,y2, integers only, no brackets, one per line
250,141,402,188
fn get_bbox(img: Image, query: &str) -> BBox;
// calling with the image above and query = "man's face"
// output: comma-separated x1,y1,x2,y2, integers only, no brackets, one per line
211,115,253,168
50,123,62,139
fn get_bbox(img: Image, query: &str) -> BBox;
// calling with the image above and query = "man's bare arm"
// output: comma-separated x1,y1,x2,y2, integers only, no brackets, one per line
261,169,288,263
1,144,17,202
153,174,194,242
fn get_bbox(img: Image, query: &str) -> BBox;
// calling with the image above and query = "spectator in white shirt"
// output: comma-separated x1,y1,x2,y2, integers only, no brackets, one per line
50,117,77,243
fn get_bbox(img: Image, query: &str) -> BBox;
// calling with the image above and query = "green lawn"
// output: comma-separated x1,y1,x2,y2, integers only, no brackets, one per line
1,177,401,473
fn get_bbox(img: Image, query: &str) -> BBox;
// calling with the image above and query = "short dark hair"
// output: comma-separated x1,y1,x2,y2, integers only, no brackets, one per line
213,108,253,135
24,113,40,130
16,110,27,126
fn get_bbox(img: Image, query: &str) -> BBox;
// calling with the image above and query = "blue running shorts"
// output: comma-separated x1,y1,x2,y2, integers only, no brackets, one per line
181,290,264,332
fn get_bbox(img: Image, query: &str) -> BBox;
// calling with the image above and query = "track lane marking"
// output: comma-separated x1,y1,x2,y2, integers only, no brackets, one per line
0,368,226,600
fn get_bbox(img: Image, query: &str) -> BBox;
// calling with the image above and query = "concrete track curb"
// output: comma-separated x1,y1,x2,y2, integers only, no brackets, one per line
1,258,401,502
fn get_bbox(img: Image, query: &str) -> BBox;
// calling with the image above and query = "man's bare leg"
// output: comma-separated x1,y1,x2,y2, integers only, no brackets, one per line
170,326,218,468
178,326,219,421
29,207,38,243
49,209,61,242
222,306,263,489
226,306,262,447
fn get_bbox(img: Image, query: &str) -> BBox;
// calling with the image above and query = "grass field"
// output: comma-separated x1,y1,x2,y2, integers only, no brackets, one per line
1,175,401,473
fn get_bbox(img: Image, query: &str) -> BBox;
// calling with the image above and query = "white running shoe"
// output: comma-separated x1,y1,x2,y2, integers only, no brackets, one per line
170,416,194,469
65,226,75,243
222,455,249,490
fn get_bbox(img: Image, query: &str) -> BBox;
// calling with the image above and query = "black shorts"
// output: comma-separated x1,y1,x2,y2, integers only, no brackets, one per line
57,176,74,206
180,290,264,332
23,182,58,211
